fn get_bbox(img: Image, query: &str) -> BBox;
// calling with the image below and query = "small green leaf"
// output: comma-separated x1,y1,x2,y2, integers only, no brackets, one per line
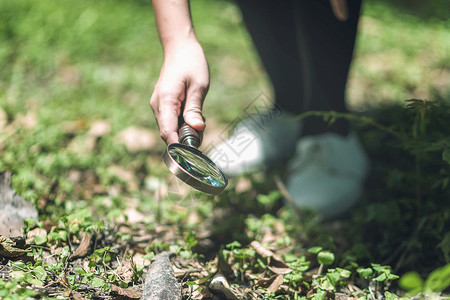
399,271,423,291
34,234,47,245
143,252,155,261
317,251,334,266
58,230,68,241
336,267,351,278
226,241,241,250
91,277,105,288
384,291,400,300
134,264,144,274
357,267,373,279
308,246,323,254
33,266,47,281
375,273,387,282
424,264,450,292
9,271,25,281
88,260,97,268
388,274,399,280
75,268,86,275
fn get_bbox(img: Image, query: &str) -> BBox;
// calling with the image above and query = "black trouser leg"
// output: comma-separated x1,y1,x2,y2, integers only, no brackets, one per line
236,0,362,136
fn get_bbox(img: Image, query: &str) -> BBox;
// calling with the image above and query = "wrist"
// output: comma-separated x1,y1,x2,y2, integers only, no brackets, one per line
161,31,199,53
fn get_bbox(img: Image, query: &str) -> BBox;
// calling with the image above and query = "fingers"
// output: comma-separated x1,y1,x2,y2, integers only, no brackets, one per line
150,85,181,145
150,80,208,145
183,84,208,132
329,0,348,21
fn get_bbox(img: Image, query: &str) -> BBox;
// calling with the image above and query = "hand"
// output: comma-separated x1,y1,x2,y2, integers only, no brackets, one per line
150,39,209,145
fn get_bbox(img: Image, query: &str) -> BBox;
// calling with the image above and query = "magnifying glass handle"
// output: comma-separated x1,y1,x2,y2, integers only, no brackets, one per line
179,123,200,148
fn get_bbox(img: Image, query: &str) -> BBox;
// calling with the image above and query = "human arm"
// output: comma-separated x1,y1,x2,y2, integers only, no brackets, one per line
150,0,209,145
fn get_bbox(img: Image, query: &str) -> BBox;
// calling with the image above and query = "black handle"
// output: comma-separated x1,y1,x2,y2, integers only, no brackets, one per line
178,123,200,148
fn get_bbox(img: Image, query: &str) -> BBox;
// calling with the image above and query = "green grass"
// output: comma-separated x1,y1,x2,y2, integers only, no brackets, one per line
0,0,449,298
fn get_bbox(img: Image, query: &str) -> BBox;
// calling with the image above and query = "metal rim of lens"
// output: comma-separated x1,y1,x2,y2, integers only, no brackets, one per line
163,143,228,195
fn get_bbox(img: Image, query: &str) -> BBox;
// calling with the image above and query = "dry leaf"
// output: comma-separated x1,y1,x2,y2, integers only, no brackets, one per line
67,135,97,153
69,232,91,260
335,292,350,300
267,265,293,275
111,284,142,299
26,228,47,245
88,120,110,137
251,241,292,275
116,126,157,153
71,291,86,300
190,284,213,299
107,165,139,191
267,274,284,293
0,235,30,258
13,112,37,130
58,272,70,288
124,207,146,223
257,274,278,287
133,252,152,267
62,119,88,134
235,177,252,193
251,241,290,268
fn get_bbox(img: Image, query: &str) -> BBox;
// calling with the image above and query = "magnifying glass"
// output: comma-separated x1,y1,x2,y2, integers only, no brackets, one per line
163,123,228,195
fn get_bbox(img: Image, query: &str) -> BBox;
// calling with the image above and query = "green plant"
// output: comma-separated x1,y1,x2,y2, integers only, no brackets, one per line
400,264,450,297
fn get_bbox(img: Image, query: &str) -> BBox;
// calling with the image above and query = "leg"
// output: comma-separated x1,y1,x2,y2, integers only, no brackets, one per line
237,0,362,136
294,0,362,135
236,0,304,116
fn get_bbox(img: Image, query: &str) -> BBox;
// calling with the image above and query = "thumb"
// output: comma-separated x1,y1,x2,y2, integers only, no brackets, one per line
183,89,206,132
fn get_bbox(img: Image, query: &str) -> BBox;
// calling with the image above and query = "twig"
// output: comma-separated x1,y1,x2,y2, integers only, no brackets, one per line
295,110,406,140
274,175,303,218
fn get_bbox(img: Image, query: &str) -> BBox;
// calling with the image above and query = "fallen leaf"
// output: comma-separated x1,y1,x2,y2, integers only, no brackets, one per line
58,272,70,288
13,112,37,130
0,235,30,257
42,220,55,233
267,274,284,293
62,119,88,134
257,274,278,287
190,284,213,299
115,265,134,283
124,206,146,223
116,126,157,153
26,228,47,245
108,165,139,191
67,135,97,154
267,265,293,275
71,291,86,300
88,120,110,137
251,241,291,269
111,284,142,299
335,292,350,300
69,232,91,260
133,252,152,267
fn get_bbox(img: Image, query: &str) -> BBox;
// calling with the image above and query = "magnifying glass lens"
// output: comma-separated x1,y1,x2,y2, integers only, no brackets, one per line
164,143,228,194
168,147,226,187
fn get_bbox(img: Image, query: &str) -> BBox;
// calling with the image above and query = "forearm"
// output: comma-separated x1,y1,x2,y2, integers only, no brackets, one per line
152,0,198,52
